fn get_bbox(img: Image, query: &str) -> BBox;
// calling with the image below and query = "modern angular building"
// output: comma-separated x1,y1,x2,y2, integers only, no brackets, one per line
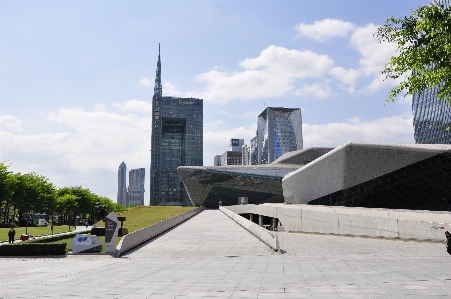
283,143,451,211
257,107,303,164
150,45,203,206
179,143,451,211
117,161,127,207
128,168,145,207
178,147,332,208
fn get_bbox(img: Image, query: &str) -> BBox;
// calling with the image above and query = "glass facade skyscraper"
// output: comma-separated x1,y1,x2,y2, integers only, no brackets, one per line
411,0,451,144
150,46,203,206
257,107,303,164
412,86,451,144
117,161,127,207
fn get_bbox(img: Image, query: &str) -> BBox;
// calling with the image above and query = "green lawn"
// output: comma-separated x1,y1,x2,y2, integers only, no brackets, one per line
95,205,195,233
47,206,195,252
1,225,74,242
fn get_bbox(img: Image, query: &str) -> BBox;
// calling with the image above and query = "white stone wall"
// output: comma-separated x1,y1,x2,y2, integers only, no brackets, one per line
282,143,451,204
226,204,451,242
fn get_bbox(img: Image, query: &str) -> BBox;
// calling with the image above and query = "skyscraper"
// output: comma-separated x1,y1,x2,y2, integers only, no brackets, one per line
411,0,451,144
128,168,145,207
150,45,203,206
257,107,303,164
117,161,127,207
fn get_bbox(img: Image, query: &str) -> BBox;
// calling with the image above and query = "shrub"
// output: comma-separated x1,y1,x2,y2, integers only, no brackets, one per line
30,231,87,243
0,242,67,256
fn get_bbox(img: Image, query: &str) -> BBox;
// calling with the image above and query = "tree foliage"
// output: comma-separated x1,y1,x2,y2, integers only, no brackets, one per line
0,161,118,224
376,3,451,105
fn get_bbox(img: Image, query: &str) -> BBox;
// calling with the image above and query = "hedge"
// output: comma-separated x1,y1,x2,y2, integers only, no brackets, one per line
0,242,67,256
29,231,86,243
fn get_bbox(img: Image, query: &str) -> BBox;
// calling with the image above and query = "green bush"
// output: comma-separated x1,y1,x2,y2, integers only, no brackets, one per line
0,242,67,256
30,231,87,243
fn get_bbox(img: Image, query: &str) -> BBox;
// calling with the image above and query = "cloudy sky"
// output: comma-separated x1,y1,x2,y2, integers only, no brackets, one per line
1,0,426,204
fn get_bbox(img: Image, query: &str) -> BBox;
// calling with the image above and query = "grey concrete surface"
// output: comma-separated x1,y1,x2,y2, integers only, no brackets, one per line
114,207,205,257
1,210,450,299
220,206,278,251
226,204,451,242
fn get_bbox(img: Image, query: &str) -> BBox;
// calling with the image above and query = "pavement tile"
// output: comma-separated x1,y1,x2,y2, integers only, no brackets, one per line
1,210,450,298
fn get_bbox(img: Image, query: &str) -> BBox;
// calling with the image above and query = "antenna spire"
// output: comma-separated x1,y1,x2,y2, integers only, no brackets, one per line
154,43,162,97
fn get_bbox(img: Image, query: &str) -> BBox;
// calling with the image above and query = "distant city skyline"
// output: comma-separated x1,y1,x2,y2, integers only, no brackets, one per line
2,1,426,204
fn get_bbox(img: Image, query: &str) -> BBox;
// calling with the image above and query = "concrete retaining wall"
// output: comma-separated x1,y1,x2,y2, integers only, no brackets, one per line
113,207,205,257
220,206,279,251
226,204,451,242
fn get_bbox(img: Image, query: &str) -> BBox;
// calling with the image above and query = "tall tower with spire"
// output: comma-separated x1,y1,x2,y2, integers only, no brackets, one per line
150,44,204,206
153,43,162,98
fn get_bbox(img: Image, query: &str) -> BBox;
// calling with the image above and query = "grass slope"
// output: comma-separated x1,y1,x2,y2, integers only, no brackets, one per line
57,206,195,252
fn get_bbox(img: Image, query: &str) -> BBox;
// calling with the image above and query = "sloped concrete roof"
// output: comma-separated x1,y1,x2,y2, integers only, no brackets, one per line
282,142,451,205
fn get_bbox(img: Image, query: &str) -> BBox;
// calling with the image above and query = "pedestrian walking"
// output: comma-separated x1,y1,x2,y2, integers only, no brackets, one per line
8,227,15,243
218,200,222,208
445,231,451,256
85,220,88,228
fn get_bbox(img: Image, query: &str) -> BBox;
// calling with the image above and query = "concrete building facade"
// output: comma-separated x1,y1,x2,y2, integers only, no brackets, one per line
179,143,451,211
220,151,242,166
213,155,222,166
178,147,332,208
128,168,145,207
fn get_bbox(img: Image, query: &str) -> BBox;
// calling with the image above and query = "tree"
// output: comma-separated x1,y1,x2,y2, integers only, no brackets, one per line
0,162,16,222
376,3,451,106
11,172,57,224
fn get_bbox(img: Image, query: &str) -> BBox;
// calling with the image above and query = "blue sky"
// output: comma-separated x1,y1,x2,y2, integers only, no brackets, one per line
1,0,426,204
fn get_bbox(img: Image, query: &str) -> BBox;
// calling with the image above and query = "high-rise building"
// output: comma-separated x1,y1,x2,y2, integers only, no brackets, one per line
412,0,451,144
117,161,127,207
214,155,222,166
128,168,145,207
221,151,242,166
150,45,203,206
230,139,244,152
257,107,303,164
242,136,258,165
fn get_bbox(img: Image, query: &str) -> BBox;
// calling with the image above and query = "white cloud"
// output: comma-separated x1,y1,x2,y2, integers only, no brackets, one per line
0,115,25,133
113,99,152,114
139,77,152,86
303,115,414,148
329,67,361,93
293,82,331,99
163,82,182,97
1,102,152,201
295,19,356,42
192,45,334,104
348,23,399,93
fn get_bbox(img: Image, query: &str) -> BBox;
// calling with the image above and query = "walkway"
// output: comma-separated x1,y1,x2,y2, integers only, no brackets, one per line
1,210,450,298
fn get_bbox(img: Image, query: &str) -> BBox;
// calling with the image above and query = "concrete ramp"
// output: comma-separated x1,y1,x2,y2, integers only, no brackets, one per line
126,210,275,257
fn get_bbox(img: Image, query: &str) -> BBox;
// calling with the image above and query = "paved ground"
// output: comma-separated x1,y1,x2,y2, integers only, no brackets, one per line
1,210,450,298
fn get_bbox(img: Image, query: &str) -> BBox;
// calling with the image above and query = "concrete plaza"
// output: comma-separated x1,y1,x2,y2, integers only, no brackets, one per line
1,210,450,298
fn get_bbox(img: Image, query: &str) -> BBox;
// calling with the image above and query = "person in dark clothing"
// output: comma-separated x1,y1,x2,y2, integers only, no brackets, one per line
8,227,15,243
446,231,451,256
